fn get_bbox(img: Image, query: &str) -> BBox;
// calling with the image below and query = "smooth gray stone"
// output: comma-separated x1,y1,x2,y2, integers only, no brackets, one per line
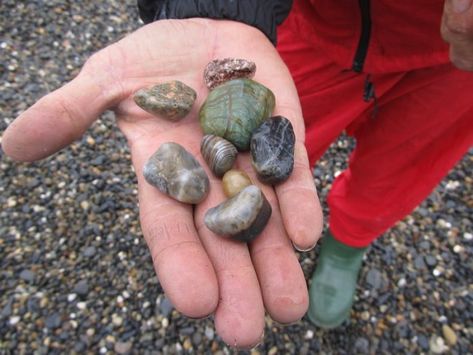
204,185,271,242
143,143,209,204
250,116,295,184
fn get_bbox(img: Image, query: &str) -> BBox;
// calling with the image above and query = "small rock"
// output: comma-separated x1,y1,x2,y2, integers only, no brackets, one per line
183,338,193,351
429,335,448,354
250,116,295,184
204,58,256,89
45,312,61,329
159,297,174,318
134,80,196,121
19,269,35,282
204,185,272,242
365,268,383,289
114,341,133,354
143,142,209,204
425,255,437,267
192,332,202,346
442,324,457,346
1,298,13,318
204,326,214,340
82,246,96,258
222,169,252,198
354,337,370,353
417,334,429,350
73,280,89,296
112,314,123,327
304,329,314,339
414,255,426,269
179,326,194,336
9,316,21,326
268,346,278,355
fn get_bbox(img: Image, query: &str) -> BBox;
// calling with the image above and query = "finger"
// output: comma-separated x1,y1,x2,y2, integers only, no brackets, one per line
275,141,323,251
131,139,219,318
253,58,324,251
2,52,125,161
241,159,309,323
195,178,265,349
441,0,473,70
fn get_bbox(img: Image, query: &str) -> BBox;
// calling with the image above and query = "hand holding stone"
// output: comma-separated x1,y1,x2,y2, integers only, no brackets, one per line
2,19,323,349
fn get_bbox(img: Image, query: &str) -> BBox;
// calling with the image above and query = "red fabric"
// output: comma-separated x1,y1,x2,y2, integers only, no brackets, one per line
277,1,473,247
291,0,450,73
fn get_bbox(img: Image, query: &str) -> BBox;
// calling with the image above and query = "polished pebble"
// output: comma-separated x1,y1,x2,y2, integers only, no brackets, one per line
143,142,209,204
200,134,238,177
222,169,252,198
199,78,275,151
134,80,196,121
204,185,271,242
251,116,295,184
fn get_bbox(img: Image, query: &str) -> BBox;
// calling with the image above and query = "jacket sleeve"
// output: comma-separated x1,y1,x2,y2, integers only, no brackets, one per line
137,0,293,45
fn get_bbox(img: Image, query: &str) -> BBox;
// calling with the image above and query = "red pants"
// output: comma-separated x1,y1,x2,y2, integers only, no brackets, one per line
277,13,473,247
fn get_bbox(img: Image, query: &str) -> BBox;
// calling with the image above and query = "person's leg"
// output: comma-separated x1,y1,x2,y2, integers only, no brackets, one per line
329,64,473,247
309,64,473,328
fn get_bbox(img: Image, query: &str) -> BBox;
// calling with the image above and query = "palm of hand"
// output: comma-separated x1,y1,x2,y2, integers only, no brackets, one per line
3,19,322,348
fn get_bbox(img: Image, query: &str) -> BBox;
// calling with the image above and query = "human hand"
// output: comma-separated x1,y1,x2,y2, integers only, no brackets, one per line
2,19,323,348
441,0,473,71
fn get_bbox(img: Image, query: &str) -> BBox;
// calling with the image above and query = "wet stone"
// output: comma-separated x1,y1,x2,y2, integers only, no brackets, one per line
134,80,196,121
143,142,209,204
250,116,295,184
204,58,256,90
200,78,275,151
204,185,272,242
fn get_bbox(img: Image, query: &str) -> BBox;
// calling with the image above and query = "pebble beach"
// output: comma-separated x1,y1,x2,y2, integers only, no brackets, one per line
1,1,472,353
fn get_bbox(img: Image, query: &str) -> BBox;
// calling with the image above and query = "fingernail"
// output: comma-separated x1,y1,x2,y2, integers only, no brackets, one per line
452,0,472,13
292,240,317,252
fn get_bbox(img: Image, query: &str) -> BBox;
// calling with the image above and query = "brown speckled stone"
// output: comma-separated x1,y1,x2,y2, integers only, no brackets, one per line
134,80,196,121
204,58,256,90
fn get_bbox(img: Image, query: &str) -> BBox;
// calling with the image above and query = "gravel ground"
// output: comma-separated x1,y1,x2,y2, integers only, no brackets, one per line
1,1,472,354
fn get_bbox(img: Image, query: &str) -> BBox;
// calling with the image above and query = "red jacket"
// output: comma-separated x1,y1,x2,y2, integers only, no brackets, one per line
295,0,450,73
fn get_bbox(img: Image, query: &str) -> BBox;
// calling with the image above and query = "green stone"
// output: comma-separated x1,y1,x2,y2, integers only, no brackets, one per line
199,79,275,151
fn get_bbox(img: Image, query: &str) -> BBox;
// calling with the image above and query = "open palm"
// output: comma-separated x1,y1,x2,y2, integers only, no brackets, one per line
3,19,323,348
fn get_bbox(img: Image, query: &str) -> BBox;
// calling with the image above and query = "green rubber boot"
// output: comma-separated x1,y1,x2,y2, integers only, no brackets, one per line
307,231,368,328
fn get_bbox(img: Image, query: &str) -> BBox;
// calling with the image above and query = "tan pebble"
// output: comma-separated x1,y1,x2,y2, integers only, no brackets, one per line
442,324,457,346
268,346,278,355
86,136,95,146
222,169,252,197
183,339,192,350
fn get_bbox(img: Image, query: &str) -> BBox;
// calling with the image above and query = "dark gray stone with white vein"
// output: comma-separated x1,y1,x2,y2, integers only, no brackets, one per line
250,116,295,184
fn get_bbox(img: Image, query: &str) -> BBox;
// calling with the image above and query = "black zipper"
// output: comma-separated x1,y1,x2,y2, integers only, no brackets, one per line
352,0,371,73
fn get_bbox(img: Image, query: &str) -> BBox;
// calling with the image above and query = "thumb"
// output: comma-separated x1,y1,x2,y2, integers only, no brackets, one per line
442,0,473,70
2,54,124,162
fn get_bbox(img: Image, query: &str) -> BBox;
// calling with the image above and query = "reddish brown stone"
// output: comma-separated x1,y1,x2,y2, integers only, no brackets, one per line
204,58,256,90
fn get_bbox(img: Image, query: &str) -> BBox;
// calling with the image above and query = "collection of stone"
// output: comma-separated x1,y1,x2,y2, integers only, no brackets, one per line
134,58,295,242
